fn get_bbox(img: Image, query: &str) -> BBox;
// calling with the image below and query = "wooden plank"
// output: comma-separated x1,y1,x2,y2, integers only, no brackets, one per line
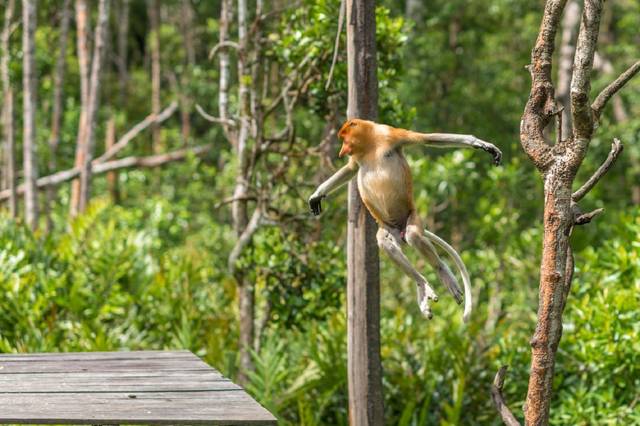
0,351,277,425
0,359,211,374
0,350,195,362
0,391,275,425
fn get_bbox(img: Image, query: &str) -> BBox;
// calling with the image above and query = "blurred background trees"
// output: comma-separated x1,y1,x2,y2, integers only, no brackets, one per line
0,0,638,424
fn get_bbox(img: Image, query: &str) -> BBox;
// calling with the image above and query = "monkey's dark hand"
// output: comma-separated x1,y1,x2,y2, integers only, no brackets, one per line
477,142,502,166
309,194,325,216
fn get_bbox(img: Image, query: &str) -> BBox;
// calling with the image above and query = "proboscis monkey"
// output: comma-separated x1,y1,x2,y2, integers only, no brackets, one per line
308,119,502,322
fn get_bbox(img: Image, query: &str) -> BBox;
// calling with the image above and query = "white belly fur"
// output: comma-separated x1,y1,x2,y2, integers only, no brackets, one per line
357,152,411,228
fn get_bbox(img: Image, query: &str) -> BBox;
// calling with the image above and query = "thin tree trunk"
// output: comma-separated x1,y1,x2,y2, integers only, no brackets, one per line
218,0,233,144
105,117,119,202
178,0,195,144
22,0,39,230
525,177,573,425
234,0,253,386
74,0,110,215
346,0,383,425
116,0,130,106
148,0,161,153
2,90,16,217
46,0,72,230
1,0,16,217
70,0,91,216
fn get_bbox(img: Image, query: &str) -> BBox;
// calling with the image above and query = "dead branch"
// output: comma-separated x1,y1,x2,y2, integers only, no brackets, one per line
94,101,178,163
570,0,603,141
574,207,604,225
519,0,567,171
591,60,640,119
208,40,240,60
491,366,521,426
572,138,623,202
0,145,211,201
195,103,236,126
325,0,345,90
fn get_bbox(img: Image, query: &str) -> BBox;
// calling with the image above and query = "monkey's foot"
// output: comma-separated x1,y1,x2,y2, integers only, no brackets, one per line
417,281,438,319
419,299,433,319
437,263,463,305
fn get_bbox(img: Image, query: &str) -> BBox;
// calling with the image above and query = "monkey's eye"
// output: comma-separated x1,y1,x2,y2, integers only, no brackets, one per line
349,121,357,127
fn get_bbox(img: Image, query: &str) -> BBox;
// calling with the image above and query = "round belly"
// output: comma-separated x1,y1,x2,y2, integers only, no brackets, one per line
359,170,412,229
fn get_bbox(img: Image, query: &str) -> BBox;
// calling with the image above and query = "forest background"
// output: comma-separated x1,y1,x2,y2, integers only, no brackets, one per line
0,0,638,424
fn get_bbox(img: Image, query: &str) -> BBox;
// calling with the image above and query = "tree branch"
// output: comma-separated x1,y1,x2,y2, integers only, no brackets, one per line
94,101,178,163
572,138,623,202
195,103,236,126
520,0,568,171
0,145,211,201
208,40,240,59
570,0,604,141
591,60,640,119
325,0,345,91
491,366,521,426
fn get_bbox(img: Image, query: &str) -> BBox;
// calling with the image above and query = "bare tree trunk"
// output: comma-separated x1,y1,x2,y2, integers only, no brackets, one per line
218,0,234,144
510,2,634,425
148,0,161,153
116,0,130,106
105,117,119,202
178,0,195,144
46,0,72,230
70,0,91,216
72,0,110,215
405,0,423,23
346,1,383,425
22,0,39,230
1,0,17,217
234,0,253,386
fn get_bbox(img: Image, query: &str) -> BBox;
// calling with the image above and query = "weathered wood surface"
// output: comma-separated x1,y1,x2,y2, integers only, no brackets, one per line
0,350,276,425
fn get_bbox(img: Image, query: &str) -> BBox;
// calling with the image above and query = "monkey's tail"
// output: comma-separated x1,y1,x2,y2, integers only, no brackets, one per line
424,229,472,323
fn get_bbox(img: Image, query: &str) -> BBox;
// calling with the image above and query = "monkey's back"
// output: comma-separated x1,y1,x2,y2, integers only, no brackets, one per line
357,148,414,230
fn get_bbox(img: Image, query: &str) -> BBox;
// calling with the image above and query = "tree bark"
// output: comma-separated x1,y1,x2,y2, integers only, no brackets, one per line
116,0,130,107
72,0,111,215
105,117,120,202
70,0,91,216
234,0,253,386
345,1,383,425
1,0,16,217
148,0,161,153
516,1,619,425
556,0,580,138
22,0,39,230
46,0,72,230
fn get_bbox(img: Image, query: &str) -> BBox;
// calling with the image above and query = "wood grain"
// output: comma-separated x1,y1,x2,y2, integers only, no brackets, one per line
0,350,276,425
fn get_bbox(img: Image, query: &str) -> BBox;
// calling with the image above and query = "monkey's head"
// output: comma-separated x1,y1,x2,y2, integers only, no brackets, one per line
337,119,375,157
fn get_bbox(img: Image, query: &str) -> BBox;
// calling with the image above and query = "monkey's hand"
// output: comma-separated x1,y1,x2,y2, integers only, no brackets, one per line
475,140,502,166
308,194,325,216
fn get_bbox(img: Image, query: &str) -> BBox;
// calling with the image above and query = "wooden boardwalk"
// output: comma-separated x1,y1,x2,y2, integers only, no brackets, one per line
0,350,276,425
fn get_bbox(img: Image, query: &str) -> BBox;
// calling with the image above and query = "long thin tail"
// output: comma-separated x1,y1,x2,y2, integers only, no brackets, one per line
424,229,472,323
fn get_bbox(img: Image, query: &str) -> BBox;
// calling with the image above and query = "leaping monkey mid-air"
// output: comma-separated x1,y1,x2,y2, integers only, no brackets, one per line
308,119,502,322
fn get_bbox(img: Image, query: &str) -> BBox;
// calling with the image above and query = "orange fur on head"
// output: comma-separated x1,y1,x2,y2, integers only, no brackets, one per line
337,119,376,158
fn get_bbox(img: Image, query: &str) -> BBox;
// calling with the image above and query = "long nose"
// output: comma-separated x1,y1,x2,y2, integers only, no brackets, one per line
338,143,351,158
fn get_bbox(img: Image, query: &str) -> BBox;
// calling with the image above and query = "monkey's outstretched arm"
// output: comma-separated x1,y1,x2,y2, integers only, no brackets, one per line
308,159,359,215
393,129,502,166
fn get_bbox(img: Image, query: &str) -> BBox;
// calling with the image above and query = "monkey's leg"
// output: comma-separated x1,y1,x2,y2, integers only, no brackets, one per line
376,227,437,319
405,215,464,305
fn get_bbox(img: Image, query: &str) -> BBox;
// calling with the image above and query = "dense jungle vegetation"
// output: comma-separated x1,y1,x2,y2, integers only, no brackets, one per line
0,0,638,424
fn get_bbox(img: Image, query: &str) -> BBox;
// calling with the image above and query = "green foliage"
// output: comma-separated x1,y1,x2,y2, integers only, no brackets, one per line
1,0,639,425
